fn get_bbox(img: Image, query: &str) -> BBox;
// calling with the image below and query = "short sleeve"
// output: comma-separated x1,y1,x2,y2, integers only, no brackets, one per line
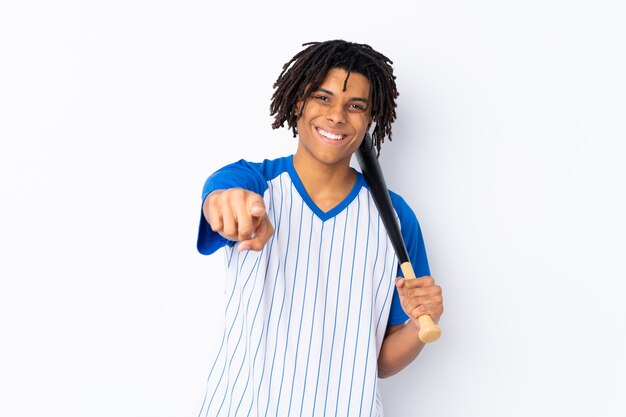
197,160,268,255
386,193,430,326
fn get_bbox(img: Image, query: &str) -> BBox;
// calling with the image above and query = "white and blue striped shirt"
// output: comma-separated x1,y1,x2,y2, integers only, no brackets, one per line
196,156,429,417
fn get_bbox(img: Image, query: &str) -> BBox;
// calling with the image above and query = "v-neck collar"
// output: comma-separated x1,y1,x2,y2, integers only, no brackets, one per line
285,155,365,222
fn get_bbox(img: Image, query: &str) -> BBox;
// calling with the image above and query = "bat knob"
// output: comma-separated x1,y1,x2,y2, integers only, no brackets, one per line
417,315,441,343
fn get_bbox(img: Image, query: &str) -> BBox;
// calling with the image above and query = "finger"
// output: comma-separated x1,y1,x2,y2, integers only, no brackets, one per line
237,240,251,252
409,305,428,321
395,277,406,288
247,194,266,218
220,202,238,239
403,276,435,288
238,235,265,252
403,284,442,298
412,302,444,322
403,294,443,313
236,216,254,241
409,301,439,317
207,195,224,232
409,308,438,324
411,295,444,310
239,215,274,251
256,214,274,238
234,207,254,241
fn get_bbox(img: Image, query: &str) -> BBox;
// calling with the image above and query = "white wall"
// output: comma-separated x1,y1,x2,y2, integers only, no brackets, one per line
1,1,625,416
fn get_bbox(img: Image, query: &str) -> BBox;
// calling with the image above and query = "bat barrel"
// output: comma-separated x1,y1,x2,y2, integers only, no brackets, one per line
356,134,410,263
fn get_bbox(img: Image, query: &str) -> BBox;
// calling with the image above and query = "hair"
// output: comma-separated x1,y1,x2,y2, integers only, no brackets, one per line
270,40,399,155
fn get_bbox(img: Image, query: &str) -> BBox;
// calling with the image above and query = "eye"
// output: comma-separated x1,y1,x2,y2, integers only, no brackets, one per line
313,95,329,102
348,103,366,112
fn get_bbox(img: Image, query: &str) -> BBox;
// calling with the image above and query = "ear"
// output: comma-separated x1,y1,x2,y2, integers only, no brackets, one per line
294,100,303,116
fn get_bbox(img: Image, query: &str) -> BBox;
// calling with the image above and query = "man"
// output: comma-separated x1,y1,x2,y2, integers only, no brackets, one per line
196,40,443,417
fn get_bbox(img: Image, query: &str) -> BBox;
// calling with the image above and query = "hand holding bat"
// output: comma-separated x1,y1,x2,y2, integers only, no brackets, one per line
395,275,444,337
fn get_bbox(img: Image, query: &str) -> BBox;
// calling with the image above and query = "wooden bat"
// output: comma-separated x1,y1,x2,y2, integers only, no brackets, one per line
356,133,441,343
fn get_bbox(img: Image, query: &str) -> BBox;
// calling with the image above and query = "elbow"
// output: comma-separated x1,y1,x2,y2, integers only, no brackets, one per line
377,363,400,379
378,370,391,379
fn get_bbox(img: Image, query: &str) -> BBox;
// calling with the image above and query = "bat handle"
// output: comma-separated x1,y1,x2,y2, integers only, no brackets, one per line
400,262,442,343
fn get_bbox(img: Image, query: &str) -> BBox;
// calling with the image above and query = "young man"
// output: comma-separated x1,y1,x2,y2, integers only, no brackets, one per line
196,40,443,417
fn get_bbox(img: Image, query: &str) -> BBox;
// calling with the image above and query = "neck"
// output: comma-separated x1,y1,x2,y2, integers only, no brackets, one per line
292,151,356,213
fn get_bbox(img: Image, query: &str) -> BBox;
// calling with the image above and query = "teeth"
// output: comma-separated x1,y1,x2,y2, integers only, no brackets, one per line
318,128,344,140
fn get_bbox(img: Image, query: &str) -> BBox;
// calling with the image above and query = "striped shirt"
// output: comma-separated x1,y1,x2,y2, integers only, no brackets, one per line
196,156,429,417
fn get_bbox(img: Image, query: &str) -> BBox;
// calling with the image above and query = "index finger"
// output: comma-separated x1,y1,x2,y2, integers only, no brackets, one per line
402,275,435,288
247,193,266,218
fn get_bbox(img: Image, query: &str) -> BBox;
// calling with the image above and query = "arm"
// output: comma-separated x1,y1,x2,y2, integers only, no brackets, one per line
378,321,424,378
377,193,444,377
203,188,274,251
197,160,273,254
378,276,443,378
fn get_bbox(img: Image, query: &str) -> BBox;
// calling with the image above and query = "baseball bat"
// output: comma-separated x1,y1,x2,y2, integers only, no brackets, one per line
356,133,441,343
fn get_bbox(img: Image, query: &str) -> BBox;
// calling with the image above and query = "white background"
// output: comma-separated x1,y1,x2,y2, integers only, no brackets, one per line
1,1,625,416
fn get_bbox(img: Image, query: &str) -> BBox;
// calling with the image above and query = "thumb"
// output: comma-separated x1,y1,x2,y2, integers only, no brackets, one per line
395,277,406,288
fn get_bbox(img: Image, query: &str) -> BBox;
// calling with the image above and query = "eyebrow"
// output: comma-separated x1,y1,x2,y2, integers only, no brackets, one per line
315,87,369,104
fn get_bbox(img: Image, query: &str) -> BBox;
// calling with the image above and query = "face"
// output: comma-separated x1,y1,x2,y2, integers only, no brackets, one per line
294,68,372,169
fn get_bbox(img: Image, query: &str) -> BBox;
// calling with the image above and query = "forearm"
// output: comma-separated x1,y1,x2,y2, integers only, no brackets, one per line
377,320,425,378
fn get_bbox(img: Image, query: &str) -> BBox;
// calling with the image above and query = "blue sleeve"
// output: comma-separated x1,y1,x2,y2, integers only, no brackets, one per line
197,159,269,255
386,193,431,326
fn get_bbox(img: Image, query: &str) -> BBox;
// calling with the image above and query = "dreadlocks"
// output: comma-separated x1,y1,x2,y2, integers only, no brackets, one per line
270,40,399,155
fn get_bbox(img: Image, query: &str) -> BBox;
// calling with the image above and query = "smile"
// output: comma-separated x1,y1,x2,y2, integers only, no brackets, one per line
316,127,347,141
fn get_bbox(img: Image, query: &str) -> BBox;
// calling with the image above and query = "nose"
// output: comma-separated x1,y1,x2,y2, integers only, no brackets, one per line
326,103,346,124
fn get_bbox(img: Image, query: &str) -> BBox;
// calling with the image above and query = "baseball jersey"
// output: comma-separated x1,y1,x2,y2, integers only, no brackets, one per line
196,156,429,417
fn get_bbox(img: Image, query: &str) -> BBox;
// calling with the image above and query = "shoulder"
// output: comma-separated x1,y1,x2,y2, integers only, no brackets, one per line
387,189,430,275
203,155,292,197
388,190,420,229
354,171,422,234
224,155,292,182
255,155,293,182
